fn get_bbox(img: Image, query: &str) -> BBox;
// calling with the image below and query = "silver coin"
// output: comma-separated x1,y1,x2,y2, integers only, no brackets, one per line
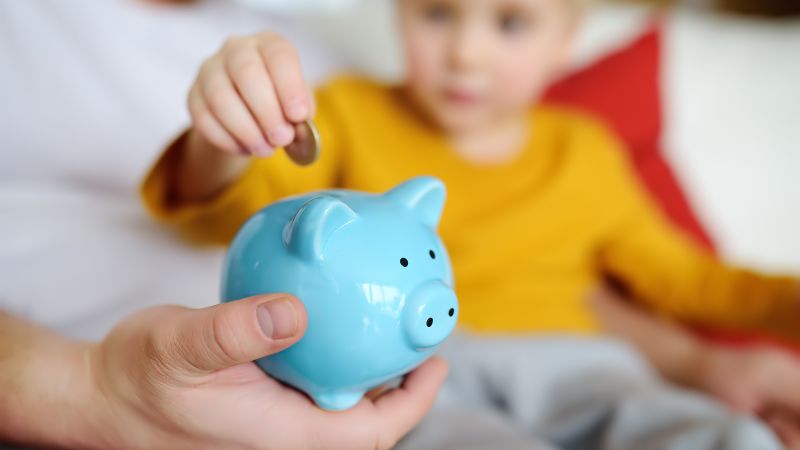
285,119,320,166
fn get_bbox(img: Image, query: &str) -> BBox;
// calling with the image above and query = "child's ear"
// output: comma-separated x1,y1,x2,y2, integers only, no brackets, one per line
283,196,358,261
384,176,446,229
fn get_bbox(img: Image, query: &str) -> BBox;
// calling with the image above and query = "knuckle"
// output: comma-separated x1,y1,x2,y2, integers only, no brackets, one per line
186,93,203,117
239,119,268,145
193,112,217,138
259,104,284,125
256,31,281,46
142,327,176,384
197,58,212,77
230,58,264,84
210,310,246,365
221,35,246,52
377,432,398,450
261,38,297,61
203,84,230,113
350,424,389,450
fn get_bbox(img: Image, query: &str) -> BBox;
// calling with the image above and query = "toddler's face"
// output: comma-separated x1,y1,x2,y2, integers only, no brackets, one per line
398,0,576,133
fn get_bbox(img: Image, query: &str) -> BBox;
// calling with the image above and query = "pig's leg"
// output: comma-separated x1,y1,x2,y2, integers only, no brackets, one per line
312,389,366,411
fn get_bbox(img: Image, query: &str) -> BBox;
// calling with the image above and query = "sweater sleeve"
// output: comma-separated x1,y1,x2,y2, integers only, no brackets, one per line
140,84,346,245
592,124,799,338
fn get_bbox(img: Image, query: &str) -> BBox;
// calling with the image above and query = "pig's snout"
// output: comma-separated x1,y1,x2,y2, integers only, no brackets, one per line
403,280,458,350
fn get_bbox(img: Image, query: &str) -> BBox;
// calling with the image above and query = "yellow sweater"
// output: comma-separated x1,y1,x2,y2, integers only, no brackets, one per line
142,76,798,335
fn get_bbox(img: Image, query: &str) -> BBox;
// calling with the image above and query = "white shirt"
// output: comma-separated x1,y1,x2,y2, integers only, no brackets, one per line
0,0,342,340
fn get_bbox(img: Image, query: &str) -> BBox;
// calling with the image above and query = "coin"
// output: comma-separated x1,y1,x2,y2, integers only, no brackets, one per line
285,119,320,166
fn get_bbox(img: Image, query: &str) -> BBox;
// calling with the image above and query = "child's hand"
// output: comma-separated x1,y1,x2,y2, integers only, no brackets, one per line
188,32,314,157
172,32,316,203
86,294,448,450
697,346,800,448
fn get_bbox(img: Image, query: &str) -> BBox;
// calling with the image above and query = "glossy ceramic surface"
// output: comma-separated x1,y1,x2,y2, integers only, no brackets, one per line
221,176,458,410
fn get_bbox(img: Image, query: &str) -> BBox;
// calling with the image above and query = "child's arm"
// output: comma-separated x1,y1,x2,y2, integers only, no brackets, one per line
172,128,252,206
588,286,704,387
589,123,800,339
590,288,800,448
141,32,343,244
603,202,800,338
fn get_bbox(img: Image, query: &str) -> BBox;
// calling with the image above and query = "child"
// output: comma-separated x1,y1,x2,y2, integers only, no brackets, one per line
143,0,798,447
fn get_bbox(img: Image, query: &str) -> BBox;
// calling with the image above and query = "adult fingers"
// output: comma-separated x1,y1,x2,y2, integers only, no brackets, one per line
370,357,449,448
155,294,307,377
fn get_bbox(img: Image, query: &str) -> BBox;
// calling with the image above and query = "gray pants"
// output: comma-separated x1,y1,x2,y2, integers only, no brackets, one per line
396,333,782,450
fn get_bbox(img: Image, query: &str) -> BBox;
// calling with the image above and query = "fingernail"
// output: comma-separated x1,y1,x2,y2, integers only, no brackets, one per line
268,124,293,147
286,99,308,120
254,144,274,158
257,298,297,339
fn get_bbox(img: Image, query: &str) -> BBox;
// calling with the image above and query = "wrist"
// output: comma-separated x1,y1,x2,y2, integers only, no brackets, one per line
682,343,727,394
175,128,250,203
661,334,713,389
0,330,111,449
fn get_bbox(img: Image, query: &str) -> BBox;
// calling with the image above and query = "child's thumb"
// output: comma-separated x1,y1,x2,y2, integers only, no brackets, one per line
168,294,307,374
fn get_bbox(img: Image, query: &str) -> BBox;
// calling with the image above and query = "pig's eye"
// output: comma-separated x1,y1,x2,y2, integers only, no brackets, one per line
429,250,436,259
400,257,409,267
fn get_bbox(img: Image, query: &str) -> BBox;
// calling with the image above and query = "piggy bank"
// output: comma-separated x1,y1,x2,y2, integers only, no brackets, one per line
221,176,458,410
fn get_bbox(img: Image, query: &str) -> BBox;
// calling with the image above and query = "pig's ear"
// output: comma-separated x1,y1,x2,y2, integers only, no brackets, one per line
283,196,358,261
384,176,446,228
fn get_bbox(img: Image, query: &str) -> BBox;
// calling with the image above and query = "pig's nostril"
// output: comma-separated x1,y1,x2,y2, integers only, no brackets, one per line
448,308,455,317
426,317,433,327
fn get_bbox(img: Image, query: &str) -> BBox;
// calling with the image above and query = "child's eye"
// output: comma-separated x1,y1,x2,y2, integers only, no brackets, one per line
423,2,454,24
498,11,530,35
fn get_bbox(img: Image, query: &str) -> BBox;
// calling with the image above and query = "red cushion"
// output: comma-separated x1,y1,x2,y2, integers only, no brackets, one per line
542,21,799,350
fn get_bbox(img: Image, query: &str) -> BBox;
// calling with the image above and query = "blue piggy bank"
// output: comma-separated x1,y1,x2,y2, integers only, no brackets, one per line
221,176,458,410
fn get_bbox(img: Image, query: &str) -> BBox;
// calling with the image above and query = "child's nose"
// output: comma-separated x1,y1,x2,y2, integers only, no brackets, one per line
448,25,488,71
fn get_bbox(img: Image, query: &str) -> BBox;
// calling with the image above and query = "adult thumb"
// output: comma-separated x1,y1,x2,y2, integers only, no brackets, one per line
167,294,307,374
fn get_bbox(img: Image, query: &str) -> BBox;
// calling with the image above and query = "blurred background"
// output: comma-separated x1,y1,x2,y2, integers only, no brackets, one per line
0,0,798,341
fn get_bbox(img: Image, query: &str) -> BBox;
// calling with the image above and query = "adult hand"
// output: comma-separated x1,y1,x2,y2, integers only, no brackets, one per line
1,295,448,450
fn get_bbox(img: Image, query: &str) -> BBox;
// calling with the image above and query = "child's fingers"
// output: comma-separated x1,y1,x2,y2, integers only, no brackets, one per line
258,36,314,123
764,410,800,449
188,84,243,155
308,93,317,117
770,378,800,415
199,57,272,157
225,47,295,149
